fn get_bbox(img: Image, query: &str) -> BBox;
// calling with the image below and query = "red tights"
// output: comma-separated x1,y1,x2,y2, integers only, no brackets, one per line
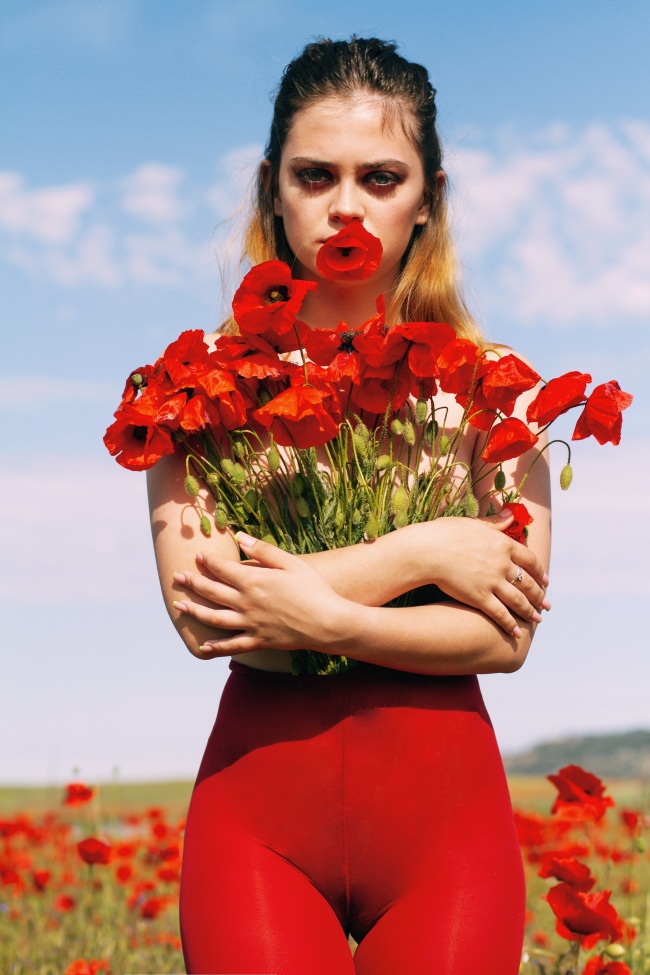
180,661,525,974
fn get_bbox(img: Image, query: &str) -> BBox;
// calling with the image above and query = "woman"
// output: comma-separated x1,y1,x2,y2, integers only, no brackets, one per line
148,37,551,975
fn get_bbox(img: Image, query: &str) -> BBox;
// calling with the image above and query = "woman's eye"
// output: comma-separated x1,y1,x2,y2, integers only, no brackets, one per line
366,172,399,186
297,168,331,184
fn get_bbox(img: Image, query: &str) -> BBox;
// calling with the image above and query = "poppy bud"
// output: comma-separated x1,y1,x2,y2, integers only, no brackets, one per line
560,463,573,491
376,454,391,470
200,514,212,537
258,388,273,406
231,463,246,488
439,434,450,455
393,509,409,529
603,944,626,959
184,474,200,497
415,398,428,425
267,446,280,472
494,469,506,491
391,418,404,436
463,491,479,518
214,503,228,529
635,836,647,853
220,458,234,476
296,498,310,518
364,513,379,541
352,509,362,526
353,434,368,456
293,474,305,496
426,419,438,445
261,534,277,546
233,440,246,460
244,488,258,510
403,420,415,446
334,510,345,528
206,472,220,492
354,421,370,442
391,486,409,515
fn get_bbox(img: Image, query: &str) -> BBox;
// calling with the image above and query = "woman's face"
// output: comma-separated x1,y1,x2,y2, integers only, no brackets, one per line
271,94,433,290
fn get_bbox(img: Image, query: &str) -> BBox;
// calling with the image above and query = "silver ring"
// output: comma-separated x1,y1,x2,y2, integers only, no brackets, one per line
510,566,524,585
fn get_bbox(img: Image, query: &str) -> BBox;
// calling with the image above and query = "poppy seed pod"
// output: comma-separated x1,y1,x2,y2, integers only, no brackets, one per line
184,474,200,497
267,446,280,472
376,454,391,470
560,463,573,491
231,463,246,488
205,472,220,492
391,486,409,515
200,514,212,537
364,513,379,540
214,503,229,529
403,420,415,446
439,434,450,455
463,492,479,518
220,458,234,476
391,418,404,436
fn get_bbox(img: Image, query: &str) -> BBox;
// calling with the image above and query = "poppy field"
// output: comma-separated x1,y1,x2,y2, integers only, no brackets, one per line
0,770,647,975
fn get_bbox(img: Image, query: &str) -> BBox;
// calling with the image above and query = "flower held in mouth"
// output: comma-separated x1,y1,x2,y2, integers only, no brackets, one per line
316,222,382,281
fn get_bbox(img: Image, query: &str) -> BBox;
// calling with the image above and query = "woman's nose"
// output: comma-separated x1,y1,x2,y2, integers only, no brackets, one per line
328,179,365,223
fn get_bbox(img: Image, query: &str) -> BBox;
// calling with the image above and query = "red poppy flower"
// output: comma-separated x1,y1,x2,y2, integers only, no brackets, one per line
232,261,316,336
393,320,457,386
582,960,631,975
103,398,179,471
32,869,52,891
63,782,95,806
115,864,133,884
118,364,154,407
140,895,171,919
54,894,76,912
77,837,112,865
503,502,534,542
64,961,110,975
547,765,614,822
212,333,292,380
254,377,341,448
482,354,541,412
316,222,382,281
538,854,596,892
545,884,624,949
620,809,640,831
572,380,633,446
526,371,592,426
351,359,412,415
436,338,487,395
481,417,539,463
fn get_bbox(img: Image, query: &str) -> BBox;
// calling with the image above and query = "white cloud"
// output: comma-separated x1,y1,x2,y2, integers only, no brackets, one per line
120,163,189,224
449,122,650,325
0,172,94,244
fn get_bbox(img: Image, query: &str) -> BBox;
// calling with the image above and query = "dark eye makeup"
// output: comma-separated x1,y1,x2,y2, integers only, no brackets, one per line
295,168,402,189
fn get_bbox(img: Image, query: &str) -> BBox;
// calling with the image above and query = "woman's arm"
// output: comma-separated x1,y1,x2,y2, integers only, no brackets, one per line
147,449,241,657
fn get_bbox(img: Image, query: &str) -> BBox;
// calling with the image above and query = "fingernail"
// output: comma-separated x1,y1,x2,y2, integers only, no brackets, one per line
542,598,552,610
531,611,542,623
196,552,205,563
172,572,186,584
235,532,255,547
512,625,522,638
498,506,512,519
172,600,188,612
199,644,215,652
542,573,549,586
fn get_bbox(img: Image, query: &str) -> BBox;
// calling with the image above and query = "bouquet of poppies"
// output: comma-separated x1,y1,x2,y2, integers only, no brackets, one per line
104,223,633,676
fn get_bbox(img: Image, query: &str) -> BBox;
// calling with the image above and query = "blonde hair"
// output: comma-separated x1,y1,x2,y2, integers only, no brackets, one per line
224,37,483,346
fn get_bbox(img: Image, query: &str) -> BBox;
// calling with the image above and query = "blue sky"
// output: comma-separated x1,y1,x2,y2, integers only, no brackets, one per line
1,0,648,784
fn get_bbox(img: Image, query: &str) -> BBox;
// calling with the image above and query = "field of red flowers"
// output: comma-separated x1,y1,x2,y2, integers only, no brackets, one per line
0,769,647,975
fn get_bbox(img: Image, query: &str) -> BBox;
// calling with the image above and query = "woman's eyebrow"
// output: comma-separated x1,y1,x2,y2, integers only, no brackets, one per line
290,156,409,170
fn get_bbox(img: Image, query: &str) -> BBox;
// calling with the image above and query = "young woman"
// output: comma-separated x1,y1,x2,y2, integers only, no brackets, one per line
148,37,551,975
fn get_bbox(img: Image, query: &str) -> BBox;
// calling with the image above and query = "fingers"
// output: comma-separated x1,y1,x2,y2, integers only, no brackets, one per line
481,595,522,638
173,570,239,609
172,597,244,632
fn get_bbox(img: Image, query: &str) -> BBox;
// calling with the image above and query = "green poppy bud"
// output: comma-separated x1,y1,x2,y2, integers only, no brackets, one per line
494,469,506,491
390,418,404,436
352,509,362,526
214,503,229,529
635,836,647,853
439,434,450,455
293,474,305,496
334,510,346,528
205,472,220,492
415,398,428,425
296,498,310,518
244,488,258,510
353,433,368,456
200,514,212,537
426,419,438,445
560,463,573,491
354,421,370,442
463,492,479,518
220,458,234,476
376,454,391,470
267,446,280,472
184,474,200,498
261,533,277,546
391,486,409,515
233,440,246,460
604,944,626,959
364,513,379,541
393,509,409,529
403,420,415,446
231,463,246,487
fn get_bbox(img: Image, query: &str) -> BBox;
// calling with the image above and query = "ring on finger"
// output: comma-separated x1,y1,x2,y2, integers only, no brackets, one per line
509,565,524,585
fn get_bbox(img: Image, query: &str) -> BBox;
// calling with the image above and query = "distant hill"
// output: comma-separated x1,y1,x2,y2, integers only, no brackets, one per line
503,729,650,778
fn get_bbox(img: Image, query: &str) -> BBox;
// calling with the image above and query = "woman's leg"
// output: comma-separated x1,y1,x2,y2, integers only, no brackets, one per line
181,828,355,975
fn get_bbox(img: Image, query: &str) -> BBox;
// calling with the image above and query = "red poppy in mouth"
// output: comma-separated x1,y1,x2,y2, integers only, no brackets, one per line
316,223,382,280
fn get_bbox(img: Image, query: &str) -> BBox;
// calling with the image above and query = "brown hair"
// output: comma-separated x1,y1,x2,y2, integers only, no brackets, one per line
230,37,483,344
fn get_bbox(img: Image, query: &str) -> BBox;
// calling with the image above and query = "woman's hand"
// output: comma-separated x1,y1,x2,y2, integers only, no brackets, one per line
414,510,550,637
171,533,350,658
